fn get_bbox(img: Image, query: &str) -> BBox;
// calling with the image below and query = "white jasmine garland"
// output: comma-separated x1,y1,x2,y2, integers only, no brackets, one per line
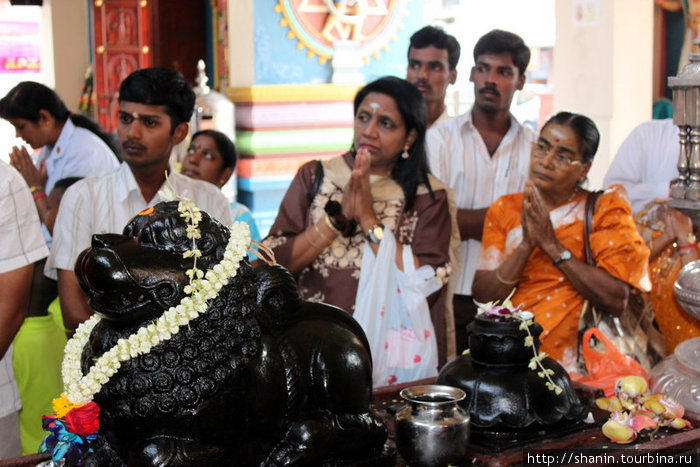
475,290,563,396
60,220,251,406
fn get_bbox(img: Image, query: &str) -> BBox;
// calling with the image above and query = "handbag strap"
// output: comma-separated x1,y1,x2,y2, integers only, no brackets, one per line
583,190,603,266
308,160,324,203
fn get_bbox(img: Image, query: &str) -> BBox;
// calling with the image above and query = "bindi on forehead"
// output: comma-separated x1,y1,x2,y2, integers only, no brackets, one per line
369,102,380,114
547,126,569,142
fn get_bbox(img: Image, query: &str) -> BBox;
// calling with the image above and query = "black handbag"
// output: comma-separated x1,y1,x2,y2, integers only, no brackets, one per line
576,191,666,373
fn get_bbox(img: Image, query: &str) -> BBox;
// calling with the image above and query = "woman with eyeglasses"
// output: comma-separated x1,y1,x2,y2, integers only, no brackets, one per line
471,111,651,371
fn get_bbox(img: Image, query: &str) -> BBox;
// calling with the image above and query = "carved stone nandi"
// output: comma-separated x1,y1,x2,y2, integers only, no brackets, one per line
73,201,387,466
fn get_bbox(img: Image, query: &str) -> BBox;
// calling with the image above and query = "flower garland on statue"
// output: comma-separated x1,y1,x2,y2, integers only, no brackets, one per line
41,197,251,464
474,289,563,396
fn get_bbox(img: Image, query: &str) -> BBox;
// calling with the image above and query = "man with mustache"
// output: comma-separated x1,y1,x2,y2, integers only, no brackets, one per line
426,30,536,353
406,25,460,127
46,68,232,330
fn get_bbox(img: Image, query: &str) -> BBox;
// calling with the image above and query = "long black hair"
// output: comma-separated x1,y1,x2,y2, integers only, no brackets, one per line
0,81,120,157
352,76,433,211
542,111,600,163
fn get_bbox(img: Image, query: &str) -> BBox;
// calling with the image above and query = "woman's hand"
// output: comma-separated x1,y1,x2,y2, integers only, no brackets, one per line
341,178,355,222
522,181,556,249
9,146,46,189
666,206,699,266
349,148,379,230
667,207,694,244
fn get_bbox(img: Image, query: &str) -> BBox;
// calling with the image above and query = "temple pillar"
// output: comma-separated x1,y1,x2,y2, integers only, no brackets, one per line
49,0,90,112
553,0,654,189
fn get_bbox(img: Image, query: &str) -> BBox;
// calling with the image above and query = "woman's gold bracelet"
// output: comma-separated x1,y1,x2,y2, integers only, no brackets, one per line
495,266,518,285
324,214,342,235
304,228,324,250
314,222,333,242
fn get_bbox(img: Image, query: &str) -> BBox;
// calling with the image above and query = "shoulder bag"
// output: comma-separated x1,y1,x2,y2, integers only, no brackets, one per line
577,190,666,374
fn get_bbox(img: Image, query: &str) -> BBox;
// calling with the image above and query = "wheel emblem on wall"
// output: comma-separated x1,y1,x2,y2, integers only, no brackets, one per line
274,0,407,64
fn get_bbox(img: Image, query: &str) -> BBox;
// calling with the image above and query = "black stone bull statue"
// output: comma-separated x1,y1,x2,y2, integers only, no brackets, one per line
73,201,387,466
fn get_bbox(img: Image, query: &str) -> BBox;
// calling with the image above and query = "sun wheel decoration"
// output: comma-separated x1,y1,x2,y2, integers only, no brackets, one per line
274,0,409,64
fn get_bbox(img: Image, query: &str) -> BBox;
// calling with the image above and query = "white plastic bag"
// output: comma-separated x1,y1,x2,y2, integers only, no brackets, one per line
354,228,441,387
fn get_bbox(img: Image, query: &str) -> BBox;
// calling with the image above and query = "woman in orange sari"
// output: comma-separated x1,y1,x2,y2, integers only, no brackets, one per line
635,200,700,352
472,112,650,372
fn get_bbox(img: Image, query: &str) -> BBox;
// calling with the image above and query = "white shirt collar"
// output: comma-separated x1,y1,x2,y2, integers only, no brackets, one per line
45,118,77,162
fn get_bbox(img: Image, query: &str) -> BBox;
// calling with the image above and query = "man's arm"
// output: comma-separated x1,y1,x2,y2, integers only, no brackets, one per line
426,123,485,240
0,264,33,360
457,207,488,241
58,269,93,331
603,120,679,214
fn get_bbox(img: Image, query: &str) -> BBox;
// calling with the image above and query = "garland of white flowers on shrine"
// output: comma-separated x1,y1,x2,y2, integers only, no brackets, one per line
53,199,250,411
60,206,249,407
474,290,563,395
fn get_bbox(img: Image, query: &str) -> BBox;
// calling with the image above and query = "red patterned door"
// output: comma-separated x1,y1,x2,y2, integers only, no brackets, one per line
92,0,153,133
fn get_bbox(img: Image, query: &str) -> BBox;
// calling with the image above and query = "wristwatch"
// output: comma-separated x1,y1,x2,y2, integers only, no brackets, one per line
366,223,385,243
554,249,572,265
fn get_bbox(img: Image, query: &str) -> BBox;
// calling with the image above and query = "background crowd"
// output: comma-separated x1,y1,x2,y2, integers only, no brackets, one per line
0,24,695,459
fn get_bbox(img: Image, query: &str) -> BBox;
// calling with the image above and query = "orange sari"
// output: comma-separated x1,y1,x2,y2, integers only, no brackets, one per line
635,200,700,352
478,185,650,370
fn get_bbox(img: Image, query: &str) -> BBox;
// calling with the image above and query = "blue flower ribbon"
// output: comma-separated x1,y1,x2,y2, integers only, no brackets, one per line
40,416,97,465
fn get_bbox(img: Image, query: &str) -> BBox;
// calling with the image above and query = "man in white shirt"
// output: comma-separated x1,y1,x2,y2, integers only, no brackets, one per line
0,161,48,459
47,68,232,330
427,30,537,352
406,25,460,128
603,118,679,214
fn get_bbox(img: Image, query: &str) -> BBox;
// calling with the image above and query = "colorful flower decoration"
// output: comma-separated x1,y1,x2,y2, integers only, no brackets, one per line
41,195,251,464
40,415,97,465
475,289,563,395
596,375,694,443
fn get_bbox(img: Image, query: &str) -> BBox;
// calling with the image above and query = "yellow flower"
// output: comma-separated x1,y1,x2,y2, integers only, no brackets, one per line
602,417,637,444
53,394,82,418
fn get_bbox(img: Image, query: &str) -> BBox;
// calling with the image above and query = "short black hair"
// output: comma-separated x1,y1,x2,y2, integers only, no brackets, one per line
409,26,461,70
473,29,531,76
118,68,195,130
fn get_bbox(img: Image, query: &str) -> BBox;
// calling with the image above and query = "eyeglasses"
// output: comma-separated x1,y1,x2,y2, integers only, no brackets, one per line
530,142,582,169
